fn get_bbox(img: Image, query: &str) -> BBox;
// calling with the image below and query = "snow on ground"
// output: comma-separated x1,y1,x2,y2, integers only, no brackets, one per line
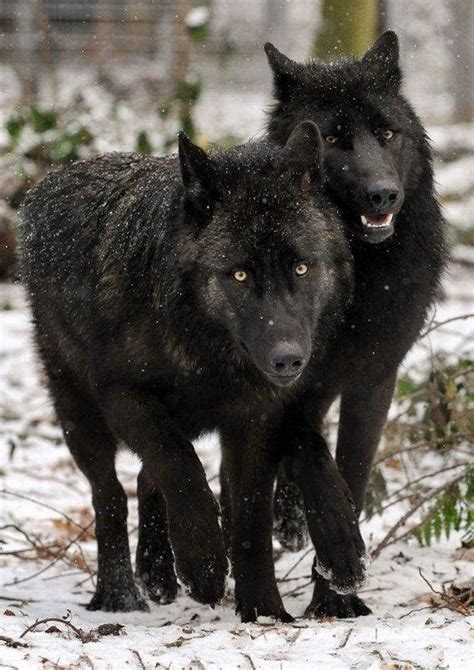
1,264,473,669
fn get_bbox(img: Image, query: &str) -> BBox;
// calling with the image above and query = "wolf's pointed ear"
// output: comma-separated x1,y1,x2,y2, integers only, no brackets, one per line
178,132,216,190
178,132,218,223
280,121,323,195
361,31,401,90
264,42,303,101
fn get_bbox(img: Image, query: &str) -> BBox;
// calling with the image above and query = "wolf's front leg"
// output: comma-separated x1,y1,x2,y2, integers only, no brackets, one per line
103,385,228,606
304,373,396,618
286,417,367,597
221,426,293,623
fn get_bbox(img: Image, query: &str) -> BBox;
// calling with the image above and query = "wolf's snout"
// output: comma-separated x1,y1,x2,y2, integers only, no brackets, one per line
366,180,401,213
268,342,306,383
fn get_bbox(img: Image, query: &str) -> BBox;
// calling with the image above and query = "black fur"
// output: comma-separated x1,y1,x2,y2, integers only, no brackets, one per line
264,32,447,618
21,123,365,622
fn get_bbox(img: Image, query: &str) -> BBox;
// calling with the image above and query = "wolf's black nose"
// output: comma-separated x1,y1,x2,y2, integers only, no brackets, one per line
367,181,400,211
270,343,305,377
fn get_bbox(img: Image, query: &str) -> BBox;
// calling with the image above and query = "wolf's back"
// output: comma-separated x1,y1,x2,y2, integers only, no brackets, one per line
20,152,181,291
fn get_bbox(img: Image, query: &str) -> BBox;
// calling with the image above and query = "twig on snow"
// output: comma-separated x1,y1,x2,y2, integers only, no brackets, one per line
1,490,86,531
420,313,474,338
243,653,257,670
3,521,95,587
19,616,89,642
131,650,146,670
0,634,30,648
418,568,471,616
278,548,313,582
338,627,353,648
281,579,313,598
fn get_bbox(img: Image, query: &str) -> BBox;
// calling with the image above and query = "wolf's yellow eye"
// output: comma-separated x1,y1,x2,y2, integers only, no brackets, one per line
383,129,395,141
295,263,309,276
233,269,248,283
325,135,339,144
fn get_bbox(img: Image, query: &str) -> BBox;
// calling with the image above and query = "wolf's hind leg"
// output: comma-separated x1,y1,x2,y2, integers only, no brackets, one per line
273,462,309,552
136,469,178,604
49,372,147,612
103,385,227,607
274,396,334,551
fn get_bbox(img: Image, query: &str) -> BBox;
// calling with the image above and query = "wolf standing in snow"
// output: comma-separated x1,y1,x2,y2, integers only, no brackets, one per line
264,32,447,618
21,122,366,622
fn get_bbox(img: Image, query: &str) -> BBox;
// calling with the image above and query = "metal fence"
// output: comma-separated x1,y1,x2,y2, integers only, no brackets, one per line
0,0,472,123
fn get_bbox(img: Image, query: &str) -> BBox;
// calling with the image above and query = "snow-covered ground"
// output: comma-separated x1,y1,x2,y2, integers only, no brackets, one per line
1,263,473,669
1,68,473,669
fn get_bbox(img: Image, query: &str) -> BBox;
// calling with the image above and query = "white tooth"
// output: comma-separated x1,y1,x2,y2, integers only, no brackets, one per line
361,213,394,229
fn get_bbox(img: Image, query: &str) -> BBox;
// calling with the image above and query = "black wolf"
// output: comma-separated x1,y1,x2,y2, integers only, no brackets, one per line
264,32,447,617
21,122,365,622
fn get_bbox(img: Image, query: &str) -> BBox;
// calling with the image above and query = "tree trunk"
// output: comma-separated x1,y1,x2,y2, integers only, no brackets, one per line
15,0,39,104
450,0,473,123
313,0,379,60
173,0,192,86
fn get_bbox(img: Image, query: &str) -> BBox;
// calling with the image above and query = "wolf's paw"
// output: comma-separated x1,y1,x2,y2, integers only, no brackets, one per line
312,540,367,596
144,580,179,605
135,567,178,605
177,549,227,605
305,592,372,619
306,483,367,594
273,476,309,552
236,587,294,623
136,548,178,604
168,494,228,605
86,585,149,612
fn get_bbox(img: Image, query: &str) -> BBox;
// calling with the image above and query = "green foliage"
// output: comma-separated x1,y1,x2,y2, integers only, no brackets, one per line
159,76,203,145
216,34,238,67
4,105,93,165
185,6,210,45
368,353,473,549
422,362,473,449
387,356,473,453
415,465,474,548
5,116,25,147
49,127,93,163
396,376,419,398
177,78,202,140
29,106,57,133
135,130,153,156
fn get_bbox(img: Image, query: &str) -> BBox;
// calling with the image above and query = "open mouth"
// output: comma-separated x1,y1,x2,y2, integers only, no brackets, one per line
360,213,394,229
266,372,302,388
358,212,395,243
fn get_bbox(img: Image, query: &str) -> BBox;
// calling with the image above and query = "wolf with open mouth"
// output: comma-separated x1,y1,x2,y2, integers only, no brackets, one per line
265,32,448,618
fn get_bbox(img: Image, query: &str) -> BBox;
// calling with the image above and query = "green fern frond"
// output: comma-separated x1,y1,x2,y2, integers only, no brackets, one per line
415,465,474,548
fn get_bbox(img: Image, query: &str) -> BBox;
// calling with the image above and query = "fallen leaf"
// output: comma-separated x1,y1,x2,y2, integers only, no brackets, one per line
96,623,125,636
45,625,61,634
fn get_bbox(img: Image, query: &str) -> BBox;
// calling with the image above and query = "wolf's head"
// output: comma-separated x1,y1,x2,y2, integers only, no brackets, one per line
176,122,352,387
265,32,430,244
